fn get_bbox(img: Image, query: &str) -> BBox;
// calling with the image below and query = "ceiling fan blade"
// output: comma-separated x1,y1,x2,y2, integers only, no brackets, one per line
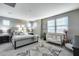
4,3,16,8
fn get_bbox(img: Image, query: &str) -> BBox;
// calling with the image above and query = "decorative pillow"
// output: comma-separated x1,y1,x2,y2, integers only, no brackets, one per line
56,36,61,41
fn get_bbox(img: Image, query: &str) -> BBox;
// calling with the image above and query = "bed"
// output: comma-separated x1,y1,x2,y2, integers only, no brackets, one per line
12,34,38,49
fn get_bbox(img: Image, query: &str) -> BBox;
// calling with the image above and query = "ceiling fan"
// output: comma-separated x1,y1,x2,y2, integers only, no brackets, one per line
4,3,16,8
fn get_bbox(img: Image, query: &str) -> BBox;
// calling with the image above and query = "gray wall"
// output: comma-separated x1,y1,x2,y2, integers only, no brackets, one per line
33,19,42,38
33,9,79,40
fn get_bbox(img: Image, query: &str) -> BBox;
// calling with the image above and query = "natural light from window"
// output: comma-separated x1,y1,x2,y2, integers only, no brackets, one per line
3,20,10,26
47,20,55,33
47,16,68,33
56,17,68,33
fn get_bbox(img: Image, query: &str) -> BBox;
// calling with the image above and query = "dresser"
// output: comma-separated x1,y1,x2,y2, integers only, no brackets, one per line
73,35,79,56
0,33,10,44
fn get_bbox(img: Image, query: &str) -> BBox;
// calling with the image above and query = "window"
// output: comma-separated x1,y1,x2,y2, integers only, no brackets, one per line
3,20,10,26
47,16,68,33
27,23,32,30
47,20,55,33
56,17,68,33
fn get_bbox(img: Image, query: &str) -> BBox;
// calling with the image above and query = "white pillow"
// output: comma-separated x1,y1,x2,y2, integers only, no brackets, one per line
24,33,28,35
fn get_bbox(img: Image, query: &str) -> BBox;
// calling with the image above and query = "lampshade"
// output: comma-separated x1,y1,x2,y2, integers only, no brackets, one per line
73,35,79,48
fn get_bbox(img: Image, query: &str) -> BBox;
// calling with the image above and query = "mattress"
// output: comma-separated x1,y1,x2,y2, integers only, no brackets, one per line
12,34,35,41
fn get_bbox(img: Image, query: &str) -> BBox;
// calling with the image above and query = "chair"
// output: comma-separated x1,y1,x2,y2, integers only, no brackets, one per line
46,33,64,46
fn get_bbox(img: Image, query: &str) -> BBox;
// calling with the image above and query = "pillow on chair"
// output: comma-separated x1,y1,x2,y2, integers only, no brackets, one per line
65,43,73,51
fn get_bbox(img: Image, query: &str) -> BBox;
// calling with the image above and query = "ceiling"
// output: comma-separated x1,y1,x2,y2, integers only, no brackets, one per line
0,3,79,21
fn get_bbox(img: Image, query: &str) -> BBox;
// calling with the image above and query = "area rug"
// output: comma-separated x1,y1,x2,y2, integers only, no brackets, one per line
16,45,62,56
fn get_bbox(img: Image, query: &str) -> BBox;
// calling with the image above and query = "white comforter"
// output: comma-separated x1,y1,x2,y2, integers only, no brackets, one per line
12,34,35,41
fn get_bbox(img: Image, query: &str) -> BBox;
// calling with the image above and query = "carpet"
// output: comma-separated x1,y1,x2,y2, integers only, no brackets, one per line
16,45,62,56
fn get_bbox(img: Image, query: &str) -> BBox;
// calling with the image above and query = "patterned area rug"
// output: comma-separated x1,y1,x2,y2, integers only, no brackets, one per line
16,45,62,56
